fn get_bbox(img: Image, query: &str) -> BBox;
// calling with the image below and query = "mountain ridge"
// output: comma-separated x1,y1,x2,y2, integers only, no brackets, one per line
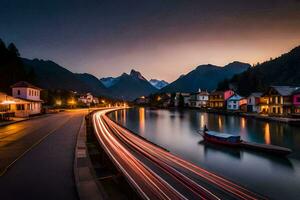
107,69,158,101
160,61,250,93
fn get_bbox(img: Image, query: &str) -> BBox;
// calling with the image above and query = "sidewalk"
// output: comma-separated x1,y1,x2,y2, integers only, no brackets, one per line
0,117,28,127
0,114,51,127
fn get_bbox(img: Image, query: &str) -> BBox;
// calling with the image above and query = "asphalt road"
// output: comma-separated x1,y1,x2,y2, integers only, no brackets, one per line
0,109,87,200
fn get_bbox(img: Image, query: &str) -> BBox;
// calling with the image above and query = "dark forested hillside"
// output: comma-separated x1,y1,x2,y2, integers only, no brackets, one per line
217,46,300,96
0,39,30,93
22,58,108,96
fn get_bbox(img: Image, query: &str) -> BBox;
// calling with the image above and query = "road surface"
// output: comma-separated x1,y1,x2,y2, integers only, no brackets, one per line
0,109,87,200
93,108,266,200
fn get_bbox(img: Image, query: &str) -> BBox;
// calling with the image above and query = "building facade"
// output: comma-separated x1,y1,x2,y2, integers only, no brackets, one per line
262,86,298,116
189,89,209,108
11,81,43,117
247,93,263,113
292,88,300,114
227,94,247,111
78,93,99,106
209,90,234,109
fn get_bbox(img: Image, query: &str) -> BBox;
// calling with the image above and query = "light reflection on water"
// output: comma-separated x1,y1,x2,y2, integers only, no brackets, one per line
109,107,300,200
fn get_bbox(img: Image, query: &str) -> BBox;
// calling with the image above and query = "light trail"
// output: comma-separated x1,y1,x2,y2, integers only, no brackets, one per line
92,108,266,200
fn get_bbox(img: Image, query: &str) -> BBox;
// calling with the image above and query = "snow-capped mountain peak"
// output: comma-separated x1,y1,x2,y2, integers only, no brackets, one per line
149,79,169,89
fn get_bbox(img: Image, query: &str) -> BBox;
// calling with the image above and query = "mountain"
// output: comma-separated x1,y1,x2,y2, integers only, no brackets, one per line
22,58,107,95
108,69,158,101
217,46,300,96
74,73,107,95
100,77,119,88
160,61,250,93
149,79,169,89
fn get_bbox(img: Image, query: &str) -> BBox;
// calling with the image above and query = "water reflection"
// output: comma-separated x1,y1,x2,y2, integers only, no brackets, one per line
114,110,118,121
264,123,271,144
122,109,126,124
139,107,145,133
218,116,222,130
109,108,300,200
200,114,204,129
200,140,242,160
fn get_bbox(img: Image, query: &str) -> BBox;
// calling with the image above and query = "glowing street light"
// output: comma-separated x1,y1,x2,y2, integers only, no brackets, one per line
56,100,62,106
68,99,76,106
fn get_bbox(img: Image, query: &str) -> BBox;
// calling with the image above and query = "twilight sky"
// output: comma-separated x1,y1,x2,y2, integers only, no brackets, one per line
1,0,300,82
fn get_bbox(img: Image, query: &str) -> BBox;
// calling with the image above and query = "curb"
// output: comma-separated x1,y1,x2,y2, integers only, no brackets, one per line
0,114,52,127
74,115,103,200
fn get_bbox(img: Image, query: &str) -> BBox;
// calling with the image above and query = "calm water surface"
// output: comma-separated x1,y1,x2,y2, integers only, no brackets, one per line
109,107,300,200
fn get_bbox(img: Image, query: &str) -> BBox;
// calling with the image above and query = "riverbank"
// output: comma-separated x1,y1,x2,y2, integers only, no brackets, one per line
143,105,300,125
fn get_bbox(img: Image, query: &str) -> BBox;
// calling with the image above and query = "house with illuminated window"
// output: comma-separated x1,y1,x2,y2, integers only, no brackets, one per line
0,92,29,119
292,88,300,115
189,89,209,108
227,94,247,111
209,90,234,109
261,86,298,116
247,92,263,113
10,81,43,117
78,93,99,106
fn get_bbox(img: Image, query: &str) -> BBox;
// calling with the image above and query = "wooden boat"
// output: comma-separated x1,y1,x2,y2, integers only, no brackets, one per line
199,130,241,147
198,128,292,156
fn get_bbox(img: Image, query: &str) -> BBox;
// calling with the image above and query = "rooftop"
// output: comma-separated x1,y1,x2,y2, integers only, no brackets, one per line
270,86,299,96
10,81,42,90
249,92,263,98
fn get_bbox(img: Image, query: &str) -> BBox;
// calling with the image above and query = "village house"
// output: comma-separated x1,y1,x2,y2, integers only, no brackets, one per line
262,86,298,116
9,81,43,117
247,92,263,113
78,93,99,106
209,90,234,109
227,94,247,111
0,92,30,119
189,89,209,108
135,96,149,105
292,88,300,115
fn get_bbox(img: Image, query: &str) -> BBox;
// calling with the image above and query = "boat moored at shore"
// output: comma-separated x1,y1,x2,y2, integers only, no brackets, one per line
199,128,292,156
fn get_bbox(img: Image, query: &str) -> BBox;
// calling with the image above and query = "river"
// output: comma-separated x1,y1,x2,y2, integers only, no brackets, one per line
108,107,300,200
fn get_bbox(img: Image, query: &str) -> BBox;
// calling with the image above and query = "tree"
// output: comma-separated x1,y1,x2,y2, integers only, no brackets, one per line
0,39,28,93
178,94,184,107
7,43,20,57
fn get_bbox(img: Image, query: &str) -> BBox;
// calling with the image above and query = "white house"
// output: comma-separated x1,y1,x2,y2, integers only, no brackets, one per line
247,92,263,113
227,94,247,111
11,81,43,117
78,93,99,105
189,89,209,108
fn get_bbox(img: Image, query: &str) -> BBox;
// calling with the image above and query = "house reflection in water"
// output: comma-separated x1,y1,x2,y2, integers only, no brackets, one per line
114,110,118,121
200,114,204,128
122,109,126,124
264,123,271,144
218,116,223,130
241,117,246,129
139,107,145,133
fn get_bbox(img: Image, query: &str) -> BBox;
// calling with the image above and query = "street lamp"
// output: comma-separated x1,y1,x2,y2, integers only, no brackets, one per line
56,100,62,106
68,99,76,108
